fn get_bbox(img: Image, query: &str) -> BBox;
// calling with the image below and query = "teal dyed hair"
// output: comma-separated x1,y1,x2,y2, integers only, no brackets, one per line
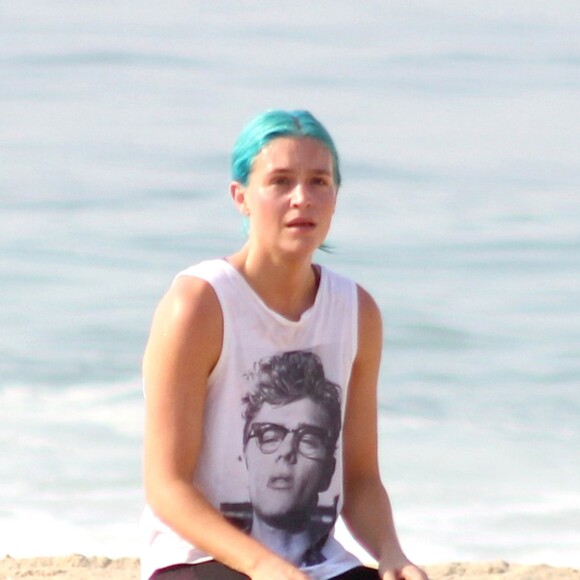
231,110,341,187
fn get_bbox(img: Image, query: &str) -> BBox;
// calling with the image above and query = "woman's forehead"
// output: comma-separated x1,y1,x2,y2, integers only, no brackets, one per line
253,137,334,174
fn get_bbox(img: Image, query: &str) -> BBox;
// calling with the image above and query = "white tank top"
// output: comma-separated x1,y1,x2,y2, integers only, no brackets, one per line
141,259,362,580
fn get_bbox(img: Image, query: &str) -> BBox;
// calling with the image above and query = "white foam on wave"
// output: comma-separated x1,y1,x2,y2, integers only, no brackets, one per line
392,492,580,567
0,509,139,559
0,379,143,438
0,380,145,558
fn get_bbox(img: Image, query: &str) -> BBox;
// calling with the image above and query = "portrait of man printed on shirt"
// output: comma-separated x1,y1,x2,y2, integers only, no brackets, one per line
220,350,342,567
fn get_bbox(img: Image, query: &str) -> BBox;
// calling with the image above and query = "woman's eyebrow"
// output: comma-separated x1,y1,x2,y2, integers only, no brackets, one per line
265,167,333,178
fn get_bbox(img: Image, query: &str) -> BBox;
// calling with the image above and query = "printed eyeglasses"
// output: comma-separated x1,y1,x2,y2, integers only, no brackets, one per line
248,422,331,460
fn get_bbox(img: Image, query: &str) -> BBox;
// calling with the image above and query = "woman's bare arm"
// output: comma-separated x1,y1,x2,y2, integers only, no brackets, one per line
342,286,428,580
143,276,308,580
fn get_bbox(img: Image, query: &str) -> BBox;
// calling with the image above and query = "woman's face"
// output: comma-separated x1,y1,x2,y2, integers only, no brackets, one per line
233,137,338,258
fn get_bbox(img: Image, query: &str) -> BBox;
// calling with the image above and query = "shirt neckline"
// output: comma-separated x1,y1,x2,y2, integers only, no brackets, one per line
220,259,325,325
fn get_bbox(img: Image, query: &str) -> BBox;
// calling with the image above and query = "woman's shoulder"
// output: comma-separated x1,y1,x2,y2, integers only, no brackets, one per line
156,268,223,334
143,264,224,384
319,265,379,314
318,264,357,297
355,283,381,316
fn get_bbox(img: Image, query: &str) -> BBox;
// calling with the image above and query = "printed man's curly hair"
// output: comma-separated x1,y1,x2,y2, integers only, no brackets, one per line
242,351,342,451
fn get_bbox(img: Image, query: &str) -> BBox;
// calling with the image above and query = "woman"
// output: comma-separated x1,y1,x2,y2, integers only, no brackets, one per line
141,110,428,580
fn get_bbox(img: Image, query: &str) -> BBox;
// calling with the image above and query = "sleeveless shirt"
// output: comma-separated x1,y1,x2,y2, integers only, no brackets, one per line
140,259,362,580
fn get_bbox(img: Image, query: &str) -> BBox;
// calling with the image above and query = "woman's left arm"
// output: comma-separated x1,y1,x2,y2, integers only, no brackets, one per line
342,286,428,580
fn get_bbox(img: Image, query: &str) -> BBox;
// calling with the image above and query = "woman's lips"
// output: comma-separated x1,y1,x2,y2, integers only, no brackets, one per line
286,218,315,229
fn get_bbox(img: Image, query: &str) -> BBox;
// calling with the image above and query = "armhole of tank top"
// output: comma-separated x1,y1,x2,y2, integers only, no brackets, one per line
205,280,228,386
172,269,228,386
351,281,360,360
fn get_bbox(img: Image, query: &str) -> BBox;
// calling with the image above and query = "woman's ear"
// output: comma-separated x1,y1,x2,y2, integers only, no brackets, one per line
230,181,249,216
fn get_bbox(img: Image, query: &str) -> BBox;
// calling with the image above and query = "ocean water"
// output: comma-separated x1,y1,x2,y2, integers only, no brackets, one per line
1,0,579,568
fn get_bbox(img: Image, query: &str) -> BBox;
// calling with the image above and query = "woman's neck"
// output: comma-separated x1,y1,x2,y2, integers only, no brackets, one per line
227,247,320,322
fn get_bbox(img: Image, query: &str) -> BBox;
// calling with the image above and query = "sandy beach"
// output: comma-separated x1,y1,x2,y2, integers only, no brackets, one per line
0,556,579,580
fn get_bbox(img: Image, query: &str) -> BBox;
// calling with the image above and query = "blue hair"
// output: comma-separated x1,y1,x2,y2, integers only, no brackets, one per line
231,110,341,187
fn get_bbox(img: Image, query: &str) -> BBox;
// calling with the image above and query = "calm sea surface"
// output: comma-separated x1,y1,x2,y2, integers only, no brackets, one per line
1,0,579,566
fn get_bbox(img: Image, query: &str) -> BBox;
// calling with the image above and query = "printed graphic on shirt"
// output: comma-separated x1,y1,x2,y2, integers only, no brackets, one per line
220,350,342,567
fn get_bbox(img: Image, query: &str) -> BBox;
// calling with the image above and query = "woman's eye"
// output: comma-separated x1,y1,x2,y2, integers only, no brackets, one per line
271,175,291,186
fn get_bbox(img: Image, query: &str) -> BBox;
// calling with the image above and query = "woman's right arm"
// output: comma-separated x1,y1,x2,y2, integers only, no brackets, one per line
143,276,308,580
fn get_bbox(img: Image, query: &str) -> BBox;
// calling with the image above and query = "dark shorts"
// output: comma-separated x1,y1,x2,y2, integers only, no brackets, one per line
151,560,379,580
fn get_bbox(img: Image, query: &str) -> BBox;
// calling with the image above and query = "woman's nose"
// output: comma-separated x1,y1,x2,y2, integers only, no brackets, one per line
290,183,311,207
